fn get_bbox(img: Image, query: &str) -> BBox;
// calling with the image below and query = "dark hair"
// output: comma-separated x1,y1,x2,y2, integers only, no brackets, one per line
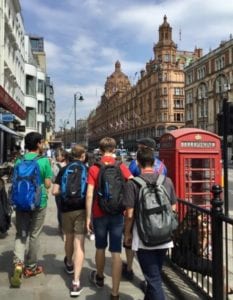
14,145,21,151
25,132,43,151
136,148,154,168
55,148,70,162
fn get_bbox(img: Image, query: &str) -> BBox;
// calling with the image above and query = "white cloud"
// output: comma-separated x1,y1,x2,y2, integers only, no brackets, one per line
21,0,233,131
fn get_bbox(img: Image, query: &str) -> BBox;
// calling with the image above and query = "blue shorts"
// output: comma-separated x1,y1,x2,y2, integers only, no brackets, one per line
93,214,123,253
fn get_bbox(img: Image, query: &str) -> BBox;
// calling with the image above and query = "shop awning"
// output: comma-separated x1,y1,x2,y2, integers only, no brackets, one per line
0,123,23,137
0,86,26,120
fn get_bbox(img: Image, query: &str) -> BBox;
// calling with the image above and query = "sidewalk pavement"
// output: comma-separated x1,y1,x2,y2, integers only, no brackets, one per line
0,192,178,300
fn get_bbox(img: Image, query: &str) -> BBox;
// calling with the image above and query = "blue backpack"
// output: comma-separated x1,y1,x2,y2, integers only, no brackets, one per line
61,161,87,207
11,156,42,211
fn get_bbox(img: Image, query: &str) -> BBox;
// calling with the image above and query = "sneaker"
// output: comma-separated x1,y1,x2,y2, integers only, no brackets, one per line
70,282,83,297
122,262,134,281
64,256,74,275
23,265,43,278
10,263,23,288
89,270,104,288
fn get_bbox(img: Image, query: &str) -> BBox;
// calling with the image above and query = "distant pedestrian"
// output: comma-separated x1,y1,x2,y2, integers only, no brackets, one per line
123,147,177,300
86,137,132,300
52,144,87,297
129,137,167,176
52,148,70,231
10,132,53,288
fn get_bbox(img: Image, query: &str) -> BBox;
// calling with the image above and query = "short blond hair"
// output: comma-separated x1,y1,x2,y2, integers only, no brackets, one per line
71,144,86,159
99,137,116,153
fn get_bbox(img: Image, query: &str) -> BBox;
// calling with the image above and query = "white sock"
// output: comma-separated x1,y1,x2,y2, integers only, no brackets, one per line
73,280,80,286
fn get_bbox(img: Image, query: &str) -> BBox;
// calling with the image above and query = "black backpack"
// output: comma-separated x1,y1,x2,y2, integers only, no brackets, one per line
132,174,178,247
95,161,125,215
0,178,12,234
61,161,87,208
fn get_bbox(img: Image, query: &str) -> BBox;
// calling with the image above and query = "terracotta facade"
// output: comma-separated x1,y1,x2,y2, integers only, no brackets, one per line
88,16,201,150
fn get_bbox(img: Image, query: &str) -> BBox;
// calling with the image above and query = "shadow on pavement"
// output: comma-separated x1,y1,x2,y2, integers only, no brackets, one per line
0,250,13,273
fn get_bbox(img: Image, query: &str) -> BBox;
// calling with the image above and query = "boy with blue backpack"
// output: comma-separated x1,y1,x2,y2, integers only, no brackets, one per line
10,132,53,288
52,144,87,297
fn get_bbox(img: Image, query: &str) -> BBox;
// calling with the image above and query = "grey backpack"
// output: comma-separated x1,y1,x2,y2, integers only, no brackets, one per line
132,175,177,247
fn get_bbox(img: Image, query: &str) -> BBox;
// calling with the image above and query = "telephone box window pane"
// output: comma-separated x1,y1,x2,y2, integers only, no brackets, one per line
184,158,215,206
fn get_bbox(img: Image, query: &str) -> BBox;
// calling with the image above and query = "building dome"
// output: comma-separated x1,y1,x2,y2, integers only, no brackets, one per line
104,61,131,98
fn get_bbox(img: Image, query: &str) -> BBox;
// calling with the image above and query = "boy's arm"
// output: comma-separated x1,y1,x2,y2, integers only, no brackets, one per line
124,207,134,247
52,183,60,196
86,184,94,234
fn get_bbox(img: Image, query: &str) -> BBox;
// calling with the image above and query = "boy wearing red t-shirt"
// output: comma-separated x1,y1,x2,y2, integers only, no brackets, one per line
86,137,132,300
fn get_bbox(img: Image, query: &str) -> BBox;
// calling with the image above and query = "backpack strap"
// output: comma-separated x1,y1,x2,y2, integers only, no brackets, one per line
131,176,147,188
94,160,122,168
21,154,43,162
156,174,166,186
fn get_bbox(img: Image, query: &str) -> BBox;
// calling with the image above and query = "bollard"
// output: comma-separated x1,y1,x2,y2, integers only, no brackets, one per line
211,184,224,300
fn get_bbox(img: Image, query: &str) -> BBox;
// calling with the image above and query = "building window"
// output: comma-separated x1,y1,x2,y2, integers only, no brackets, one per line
197,66,206,80
186,72,193,84
197,83,208,99
186,109,193,121
215,75,227,94
161,113,168,121
174,113,184,122
163,87,167,95
38,79,44,94
186,91,193,104
26,75,36,96
164,54,170,62
161,99,167,108
38,101,44,114
215,55,225,71
174,87,183,95
30,38,44,52
26,108,36,128
157,126,165,136
174,99,184,108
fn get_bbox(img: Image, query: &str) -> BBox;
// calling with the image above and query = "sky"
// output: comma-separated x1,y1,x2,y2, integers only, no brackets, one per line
20,0,233,130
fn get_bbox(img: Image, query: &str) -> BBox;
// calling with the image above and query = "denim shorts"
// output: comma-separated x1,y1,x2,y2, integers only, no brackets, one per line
93,214,124,253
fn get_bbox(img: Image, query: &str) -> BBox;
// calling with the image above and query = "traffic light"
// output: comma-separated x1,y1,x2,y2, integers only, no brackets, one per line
217,101,233,136
229,102,233,134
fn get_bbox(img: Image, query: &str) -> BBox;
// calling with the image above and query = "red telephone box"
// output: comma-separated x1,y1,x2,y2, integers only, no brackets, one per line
159,128,222,206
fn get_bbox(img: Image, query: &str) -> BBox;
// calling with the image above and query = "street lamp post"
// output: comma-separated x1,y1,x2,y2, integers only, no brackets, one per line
60,119,69,148
74,92,84,143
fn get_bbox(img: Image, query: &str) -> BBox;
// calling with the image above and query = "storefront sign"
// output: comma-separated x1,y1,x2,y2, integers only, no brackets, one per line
0,113,15,122
0,86,26,119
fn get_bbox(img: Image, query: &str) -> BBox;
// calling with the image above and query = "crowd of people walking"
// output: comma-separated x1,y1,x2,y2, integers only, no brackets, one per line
6,131,177,300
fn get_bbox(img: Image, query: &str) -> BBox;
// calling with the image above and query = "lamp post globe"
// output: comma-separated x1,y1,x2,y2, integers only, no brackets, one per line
74,92,84,143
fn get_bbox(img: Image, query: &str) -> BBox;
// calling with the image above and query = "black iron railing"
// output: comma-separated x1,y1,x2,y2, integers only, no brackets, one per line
168,185,233,299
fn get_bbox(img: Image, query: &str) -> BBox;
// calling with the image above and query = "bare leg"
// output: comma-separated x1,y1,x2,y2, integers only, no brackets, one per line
73,234,85,282
111,252,122,296
125,248,134,271
65,233,74,264
95,249,105,277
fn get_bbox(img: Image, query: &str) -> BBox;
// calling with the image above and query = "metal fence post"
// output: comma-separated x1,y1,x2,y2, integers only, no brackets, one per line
211,184,224,299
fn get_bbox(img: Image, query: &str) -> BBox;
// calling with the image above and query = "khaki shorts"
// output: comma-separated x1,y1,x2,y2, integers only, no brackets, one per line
62,209,86,234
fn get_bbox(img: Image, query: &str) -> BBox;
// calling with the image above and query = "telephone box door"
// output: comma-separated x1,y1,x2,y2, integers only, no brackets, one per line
179,154,217,206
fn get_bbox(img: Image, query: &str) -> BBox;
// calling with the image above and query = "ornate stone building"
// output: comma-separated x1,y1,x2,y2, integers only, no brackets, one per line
184,38,233,133
88,16,202,150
